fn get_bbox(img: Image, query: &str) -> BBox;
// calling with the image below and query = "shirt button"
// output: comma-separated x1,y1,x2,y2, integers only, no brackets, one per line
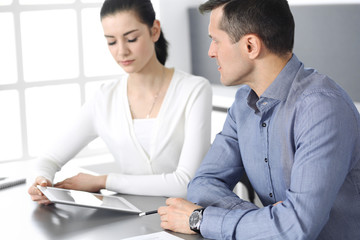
269,193,273,198
262,123,267,127
264,158,268,163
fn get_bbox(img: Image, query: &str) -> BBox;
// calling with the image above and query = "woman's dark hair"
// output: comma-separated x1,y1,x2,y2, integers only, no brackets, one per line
199,0,295,56
100,0,168,65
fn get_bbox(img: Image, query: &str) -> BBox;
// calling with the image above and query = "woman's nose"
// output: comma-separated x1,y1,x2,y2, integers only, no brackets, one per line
116,42,130,57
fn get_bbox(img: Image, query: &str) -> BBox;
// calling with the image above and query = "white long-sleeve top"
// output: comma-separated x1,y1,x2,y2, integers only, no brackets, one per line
33,69,212,198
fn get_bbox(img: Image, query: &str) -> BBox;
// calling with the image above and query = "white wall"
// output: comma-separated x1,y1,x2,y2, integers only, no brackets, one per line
160,0,205,73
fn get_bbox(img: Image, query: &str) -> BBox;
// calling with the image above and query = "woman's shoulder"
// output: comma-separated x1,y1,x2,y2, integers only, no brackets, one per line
94,74,127,96
100,74,127,90
173,69,211,90
83,75,127,108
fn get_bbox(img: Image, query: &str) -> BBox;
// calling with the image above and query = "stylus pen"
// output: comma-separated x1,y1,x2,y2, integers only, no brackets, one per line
139,210,158,217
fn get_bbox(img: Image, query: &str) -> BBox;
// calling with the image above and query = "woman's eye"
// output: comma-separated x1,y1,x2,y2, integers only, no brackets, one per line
128,38,137,43
108,41,116,46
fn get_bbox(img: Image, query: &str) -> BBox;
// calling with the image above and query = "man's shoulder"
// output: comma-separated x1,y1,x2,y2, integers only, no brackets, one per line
292,68,349,102
288,68,359,120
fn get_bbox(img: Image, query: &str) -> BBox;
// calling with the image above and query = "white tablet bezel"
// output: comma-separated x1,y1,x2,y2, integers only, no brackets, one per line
37,186,141,213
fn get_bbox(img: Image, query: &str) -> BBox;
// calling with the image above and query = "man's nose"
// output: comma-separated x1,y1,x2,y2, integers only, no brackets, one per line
208,41,216,58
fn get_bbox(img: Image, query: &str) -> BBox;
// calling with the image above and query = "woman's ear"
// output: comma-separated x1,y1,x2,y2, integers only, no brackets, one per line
151,19,161,42
243,34,262,59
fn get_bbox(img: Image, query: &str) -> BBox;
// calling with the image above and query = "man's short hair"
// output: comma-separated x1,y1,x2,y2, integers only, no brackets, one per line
199,0,295,55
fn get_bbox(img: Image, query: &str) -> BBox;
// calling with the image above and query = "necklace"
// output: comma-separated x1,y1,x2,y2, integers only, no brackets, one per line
129,67,166,119
146,92,159,119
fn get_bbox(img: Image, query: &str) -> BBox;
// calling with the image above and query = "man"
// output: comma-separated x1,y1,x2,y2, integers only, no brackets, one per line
158,0,360,239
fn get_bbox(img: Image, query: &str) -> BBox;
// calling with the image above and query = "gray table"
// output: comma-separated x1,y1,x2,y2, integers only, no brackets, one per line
0,184,205,240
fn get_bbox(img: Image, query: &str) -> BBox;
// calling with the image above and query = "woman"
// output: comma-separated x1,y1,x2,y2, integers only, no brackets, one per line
28,0,212,204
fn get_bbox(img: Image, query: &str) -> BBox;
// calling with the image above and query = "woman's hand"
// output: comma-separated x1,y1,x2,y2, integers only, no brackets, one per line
28,176,52,205
54,173,107,193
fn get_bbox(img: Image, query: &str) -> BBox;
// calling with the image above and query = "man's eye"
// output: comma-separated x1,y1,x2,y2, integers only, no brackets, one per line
128,38,137,43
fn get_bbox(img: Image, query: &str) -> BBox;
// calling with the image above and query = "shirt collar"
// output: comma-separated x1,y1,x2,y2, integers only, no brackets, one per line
261,54,302,101
247,54,302,113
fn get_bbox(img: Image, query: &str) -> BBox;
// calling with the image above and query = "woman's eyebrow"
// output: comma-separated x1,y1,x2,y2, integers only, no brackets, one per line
104,29,139,38
123,29,139,36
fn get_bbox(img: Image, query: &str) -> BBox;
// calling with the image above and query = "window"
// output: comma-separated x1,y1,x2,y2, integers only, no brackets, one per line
0,1,13,5
0,1,160,163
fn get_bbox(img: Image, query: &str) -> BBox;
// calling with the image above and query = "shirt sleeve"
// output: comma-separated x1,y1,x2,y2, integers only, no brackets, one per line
32,96,99,183
106,79,213,198
188,92,359,239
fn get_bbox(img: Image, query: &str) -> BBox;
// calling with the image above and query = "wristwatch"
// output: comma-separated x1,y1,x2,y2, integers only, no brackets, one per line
189,207,205,234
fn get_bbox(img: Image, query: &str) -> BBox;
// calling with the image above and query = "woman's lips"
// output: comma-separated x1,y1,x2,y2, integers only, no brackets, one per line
119,60,134,66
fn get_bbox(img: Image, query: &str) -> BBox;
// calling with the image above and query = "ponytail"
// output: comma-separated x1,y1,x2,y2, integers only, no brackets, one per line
155,30,169,65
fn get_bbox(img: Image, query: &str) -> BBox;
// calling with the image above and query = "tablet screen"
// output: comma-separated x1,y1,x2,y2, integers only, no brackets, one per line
37,186,141,213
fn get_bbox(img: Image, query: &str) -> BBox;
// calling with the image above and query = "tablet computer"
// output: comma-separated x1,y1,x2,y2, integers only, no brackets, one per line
37,186,141,214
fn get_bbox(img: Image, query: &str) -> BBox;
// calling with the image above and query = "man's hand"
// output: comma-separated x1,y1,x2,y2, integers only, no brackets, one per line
54,173,107,193
158,198,202,234
28,176,52,205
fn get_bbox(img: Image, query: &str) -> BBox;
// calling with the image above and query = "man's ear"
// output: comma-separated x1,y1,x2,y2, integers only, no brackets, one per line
151,19,161,42
243,34,262,59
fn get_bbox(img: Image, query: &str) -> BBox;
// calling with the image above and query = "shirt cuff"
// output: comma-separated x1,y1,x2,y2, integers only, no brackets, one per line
200,206,231,239
200,197,259,239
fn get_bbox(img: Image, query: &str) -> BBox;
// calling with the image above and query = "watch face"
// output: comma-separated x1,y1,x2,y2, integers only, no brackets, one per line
191,212,200,223
189,209,203,232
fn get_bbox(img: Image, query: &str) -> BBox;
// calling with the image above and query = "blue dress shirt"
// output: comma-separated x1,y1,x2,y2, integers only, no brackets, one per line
188,55,360,239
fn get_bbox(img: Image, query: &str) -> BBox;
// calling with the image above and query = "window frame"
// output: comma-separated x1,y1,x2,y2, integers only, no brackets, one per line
0,1,164,163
